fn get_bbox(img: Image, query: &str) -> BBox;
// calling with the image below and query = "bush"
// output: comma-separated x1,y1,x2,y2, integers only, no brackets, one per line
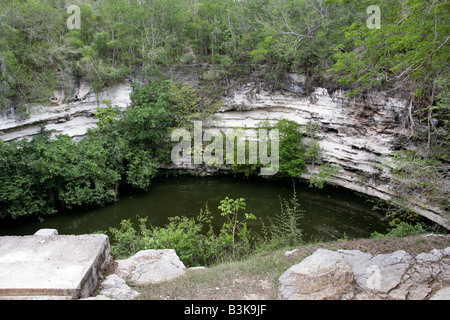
256,184,304,252
370,222,426,239
143,216,209,267
310,164,341,189
108,191,305,266
109,198,258,267
108,219,146,259
275,119,307,177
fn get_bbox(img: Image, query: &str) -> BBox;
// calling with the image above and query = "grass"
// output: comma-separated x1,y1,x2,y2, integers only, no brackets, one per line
132,234,450,300
135,246,294,300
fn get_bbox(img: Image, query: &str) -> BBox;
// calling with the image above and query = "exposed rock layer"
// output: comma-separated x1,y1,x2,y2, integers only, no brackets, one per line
0,82,131,141
0,77,448,229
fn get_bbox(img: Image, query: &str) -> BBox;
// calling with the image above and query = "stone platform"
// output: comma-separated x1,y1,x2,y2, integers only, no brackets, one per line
0,229,111,300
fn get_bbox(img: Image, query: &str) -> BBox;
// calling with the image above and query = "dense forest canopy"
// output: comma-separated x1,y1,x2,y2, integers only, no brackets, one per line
1,0,448,109
0,0,449,222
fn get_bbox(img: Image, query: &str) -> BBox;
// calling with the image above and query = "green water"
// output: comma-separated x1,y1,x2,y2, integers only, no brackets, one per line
0,175,388,241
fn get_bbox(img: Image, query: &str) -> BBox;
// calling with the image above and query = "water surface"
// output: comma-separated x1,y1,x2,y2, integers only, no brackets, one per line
1,175,388,241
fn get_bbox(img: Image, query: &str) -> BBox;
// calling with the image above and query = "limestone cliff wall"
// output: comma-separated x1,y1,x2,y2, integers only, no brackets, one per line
213,83,406,201
0,82,132,142
0,77,448,229
212,79,447,229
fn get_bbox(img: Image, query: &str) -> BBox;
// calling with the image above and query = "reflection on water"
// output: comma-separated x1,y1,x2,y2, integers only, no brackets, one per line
1,175,388,241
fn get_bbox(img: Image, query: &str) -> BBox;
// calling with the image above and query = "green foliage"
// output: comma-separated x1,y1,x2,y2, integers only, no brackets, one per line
371,222,426,239
0,0,381,110
143,216,208,267
310,164,341,189
326,0,449,220
0,80,184,219
380,151,450,218
124,150,157,190
125,82,172,149
329,0,449,123
109,198,258,267
109,190,305,267
0,130,122,218
217,197,256,257
256,184,304,252
228,127,266,177
275,119,307,177
226,119,338,182
1,0,447,239
94,100,120,132
167,82,201,128
2,0,447,115
108,219,146,258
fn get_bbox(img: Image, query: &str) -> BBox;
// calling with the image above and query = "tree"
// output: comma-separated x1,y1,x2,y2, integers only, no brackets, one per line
329,0,449,217
381,151,450,220
125,82,172,150
329,0,449,113
218,197,256,256
275,119,307,177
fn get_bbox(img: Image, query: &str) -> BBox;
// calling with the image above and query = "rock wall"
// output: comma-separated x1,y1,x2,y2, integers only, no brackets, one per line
211,79,448,229
0,82,131,142
213,82,406,202
0,77,448,229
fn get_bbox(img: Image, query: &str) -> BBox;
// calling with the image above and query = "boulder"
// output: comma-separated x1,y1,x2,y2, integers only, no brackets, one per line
279,249,356,300
430,287,450,300
388,247,450,300
362,250,414,294
279,247,450,300
115,249,186,285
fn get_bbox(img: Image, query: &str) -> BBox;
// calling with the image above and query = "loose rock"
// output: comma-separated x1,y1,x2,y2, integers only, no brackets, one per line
96,274,140,300
115,249,186,285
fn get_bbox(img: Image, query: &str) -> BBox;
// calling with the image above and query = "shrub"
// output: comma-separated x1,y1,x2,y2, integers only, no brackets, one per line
108,190,305,266
370,222,426,239
108,219,146,259
109,198,258,267
256,184,304,252
275,119,307,177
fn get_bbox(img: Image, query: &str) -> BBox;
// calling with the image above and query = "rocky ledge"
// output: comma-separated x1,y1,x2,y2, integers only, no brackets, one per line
84,237,450,300
280,246,450,300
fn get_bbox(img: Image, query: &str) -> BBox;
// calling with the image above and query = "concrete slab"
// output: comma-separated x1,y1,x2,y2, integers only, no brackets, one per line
0,230,111,300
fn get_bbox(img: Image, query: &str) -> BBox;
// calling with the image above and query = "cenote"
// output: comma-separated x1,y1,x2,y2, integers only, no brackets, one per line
0,175,389,241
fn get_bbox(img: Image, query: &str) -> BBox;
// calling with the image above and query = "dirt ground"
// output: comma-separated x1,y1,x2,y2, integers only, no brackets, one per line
134,234,450,300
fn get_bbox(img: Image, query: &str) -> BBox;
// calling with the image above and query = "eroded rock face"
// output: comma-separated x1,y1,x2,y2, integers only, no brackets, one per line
0,82,131,142
213,82,448,229
217,84,403,196
114,249,186,285
279,247,450,300
1,77,447,228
